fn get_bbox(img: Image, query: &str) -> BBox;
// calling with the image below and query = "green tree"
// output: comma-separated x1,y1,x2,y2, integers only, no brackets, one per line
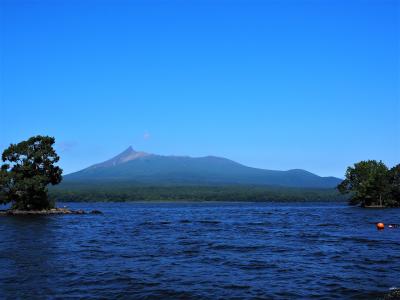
0,136,63,210
387,164,400,206
338,160,390,207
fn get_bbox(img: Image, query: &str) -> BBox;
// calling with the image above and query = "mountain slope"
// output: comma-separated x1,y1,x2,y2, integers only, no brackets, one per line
63,147,341,188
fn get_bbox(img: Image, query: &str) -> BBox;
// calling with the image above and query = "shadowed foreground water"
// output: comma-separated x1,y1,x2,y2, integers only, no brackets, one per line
0,202,399,299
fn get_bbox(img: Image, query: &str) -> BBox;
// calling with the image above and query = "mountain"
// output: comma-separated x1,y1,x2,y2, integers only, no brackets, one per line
63,147,342,188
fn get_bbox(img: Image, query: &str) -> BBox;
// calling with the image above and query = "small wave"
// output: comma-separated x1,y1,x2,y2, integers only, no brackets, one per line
211,244,264,252
239,261,275,270
137,221,170,226
317,223,339,227
340,236,380,245
364,258,394,265
223,284,250,290
138,221,154,226
182,249,200,255
159,221,171,225
198,220,221,224
179,219,191,223
246,221,272,226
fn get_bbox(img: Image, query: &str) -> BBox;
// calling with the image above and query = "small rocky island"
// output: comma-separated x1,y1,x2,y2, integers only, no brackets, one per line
0,208,102,216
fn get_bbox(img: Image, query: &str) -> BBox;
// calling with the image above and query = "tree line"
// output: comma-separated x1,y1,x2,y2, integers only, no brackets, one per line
50,183,346,202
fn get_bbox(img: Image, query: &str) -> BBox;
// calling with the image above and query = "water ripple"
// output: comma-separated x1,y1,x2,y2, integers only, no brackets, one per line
1,201,399,299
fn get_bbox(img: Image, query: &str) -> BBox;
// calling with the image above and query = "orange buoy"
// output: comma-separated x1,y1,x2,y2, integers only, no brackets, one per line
376,222,385,230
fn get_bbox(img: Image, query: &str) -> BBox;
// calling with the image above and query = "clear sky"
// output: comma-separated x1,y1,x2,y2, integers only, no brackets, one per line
0,0,399,177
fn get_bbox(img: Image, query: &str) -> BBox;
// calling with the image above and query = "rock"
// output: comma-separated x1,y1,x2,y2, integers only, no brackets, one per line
0,208,97,216
384,289,400,300
90,210,103,214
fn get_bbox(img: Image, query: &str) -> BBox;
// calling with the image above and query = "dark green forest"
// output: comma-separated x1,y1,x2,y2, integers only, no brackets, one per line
49,182,347,202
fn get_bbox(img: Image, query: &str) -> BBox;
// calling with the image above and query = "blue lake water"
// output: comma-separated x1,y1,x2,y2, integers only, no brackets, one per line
0,202,399,299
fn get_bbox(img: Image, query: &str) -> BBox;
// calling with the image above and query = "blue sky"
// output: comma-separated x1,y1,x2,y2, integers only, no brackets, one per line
0,0,399,177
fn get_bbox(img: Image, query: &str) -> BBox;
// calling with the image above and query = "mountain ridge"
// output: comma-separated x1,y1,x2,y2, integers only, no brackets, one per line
63,147,342,188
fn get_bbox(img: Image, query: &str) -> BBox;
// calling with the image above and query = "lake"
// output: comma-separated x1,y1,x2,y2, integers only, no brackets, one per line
0,202,399,299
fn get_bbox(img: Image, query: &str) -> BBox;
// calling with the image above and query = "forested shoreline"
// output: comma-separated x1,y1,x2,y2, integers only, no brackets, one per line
49,183,347,202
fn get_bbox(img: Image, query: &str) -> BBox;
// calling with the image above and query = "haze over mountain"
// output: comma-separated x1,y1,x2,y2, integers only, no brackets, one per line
63,147,341,188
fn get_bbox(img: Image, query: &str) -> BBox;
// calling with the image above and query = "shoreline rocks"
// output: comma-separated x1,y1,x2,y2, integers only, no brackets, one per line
0,208,102,216
383,288,400,300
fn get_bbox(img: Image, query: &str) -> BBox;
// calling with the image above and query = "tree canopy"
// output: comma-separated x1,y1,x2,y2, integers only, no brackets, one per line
338,160,400,207
0,136,63,210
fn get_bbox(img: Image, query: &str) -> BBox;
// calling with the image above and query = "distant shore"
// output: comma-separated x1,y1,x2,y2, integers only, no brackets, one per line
49,184,347,203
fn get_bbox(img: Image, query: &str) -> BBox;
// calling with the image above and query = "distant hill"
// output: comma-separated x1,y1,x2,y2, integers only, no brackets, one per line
63,147,342,188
